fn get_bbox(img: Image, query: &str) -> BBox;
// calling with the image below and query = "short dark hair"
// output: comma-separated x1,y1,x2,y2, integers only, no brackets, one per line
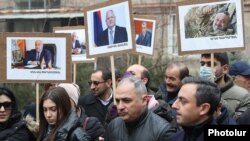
182,77,221,116
166,62,189,80
141,69,150,88
201,52,229,66
92,69,112,81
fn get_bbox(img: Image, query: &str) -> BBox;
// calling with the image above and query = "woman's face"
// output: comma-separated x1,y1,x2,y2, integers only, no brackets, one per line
43,99,58,125
0,95,12,123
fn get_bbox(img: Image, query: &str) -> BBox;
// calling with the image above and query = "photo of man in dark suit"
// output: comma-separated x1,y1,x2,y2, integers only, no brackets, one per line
23,40,52,69
136,21,152,47
97,10,128,46
71,32,83,54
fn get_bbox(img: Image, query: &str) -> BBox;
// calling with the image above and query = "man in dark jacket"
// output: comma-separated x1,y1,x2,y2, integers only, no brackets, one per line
23,40,52,68
78,69,113,125
97,10,128,46
200,53,250,119
156,62,189,107
105,76,177,141
71,32,83,54
171,77,220,141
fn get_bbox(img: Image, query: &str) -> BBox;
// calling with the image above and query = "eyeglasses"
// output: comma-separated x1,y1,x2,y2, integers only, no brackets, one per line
0,102,13,110
88,81,106,86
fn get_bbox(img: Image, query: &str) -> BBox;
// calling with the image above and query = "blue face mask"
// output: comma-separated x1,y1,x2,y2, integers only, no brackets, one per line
199,66,223,82
199,66,213,80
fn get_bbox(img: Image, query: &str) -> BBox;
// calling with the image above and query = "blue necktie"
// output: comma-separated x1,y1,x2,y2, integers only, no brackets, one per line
109,30,114,44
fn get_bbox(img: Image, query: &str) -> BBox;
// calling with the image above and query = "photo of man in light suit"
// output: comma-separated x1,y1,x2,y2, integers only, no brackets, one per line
97,10,128,46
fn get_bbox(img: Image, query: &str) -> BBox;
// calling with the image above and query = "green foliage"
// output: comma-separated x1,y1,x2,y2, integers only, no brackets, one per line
228,51,245,64
76,63,96,95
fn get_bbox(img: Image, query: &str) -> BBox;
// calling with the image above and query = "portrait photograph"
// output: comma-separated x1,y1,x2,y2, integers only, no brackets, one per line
53,26,95,63
177,0,244,55
134,15,156,56
84,0,135,58
3,33,72,83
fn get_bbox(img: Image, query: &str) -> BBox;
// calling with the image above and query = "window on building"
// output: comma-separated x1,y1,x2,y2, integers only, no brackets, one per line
15,0,60,10
167,14,178,55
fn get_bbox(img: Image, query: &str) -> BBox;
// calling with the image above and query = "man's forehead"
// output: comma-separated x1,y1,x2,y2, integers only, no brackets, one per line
91,71,103,78
117,82,135,95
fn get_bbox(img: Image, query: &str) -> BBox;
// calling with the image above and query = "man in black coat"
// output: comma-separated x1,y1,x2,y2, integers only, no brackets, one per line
96,10,128,46
105,76,176,141
170,77,220,141
78,69,113,125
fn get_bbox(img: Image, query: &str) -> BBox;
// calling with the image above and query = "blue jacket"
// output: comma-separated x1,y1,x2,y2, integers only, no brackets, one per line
136,30,152,47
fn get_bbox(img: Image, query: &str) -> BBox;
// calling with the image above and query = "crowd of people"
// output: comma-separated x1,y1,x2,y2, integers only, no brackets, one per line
1,52,250,141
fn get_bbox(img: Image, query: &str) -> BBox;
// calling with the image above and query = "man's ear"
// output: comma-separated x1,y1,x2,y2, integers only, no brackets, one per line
142,95,149,105
199,103,211,116
142,77,148,85
106,79,112,87
223,64,229,74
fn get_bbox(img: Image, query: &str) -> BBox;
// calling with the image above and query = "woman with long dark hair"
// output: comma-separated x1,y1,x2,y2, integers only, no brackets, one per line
37,87,90,141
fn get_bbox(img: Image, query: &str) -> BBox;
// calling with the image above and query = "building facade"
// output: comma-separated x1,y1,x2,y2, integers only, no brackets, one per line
0,0,249,61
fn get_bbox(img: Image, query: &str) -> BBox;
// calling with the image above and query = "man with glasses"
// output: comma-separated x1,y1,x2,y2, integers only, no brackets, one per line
78,69,113,125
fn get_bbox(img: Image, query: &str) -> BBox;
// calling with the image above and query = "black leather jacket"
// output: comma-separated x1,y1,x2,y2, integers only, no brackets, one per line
105,109,177,141
55,111,90,141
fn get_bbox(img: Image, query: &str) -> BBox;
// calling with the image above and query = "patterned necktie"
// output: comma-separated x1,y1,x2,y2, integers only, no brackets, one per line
109,30,114,44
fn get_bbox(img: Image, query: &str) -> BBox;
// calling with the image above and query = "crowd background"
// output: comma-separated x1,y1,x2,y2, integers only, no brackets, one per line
0,51,246,111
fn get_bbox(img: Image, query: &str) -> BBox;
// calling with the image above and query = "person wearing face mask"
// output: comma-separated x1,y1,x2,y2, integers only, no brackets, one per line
199,53,250,119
